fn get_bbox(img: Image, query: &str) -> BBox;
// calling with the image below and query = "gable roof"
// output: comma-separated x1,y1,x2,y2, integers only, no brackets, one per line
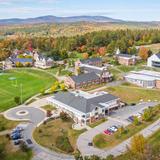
81,66,103,75
70,72,100,84
80,57,102,64
53,91,118,113
117,53,134,58
11,58,33,63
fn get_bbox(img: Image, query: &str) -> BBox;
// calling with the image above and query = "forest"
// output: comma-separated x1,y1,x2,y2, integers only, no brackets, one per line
1,29,160,61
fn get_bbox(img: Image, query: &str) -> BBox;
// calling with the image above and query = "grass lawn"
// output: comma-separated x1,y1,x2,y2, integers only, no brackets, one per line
0,135,32,160
33,118,86,154
41,104,56,111
89,118,107,128
46,67,72,76
93,105,160,149
0,69,56,111
105,84,160,104
0,115,19,132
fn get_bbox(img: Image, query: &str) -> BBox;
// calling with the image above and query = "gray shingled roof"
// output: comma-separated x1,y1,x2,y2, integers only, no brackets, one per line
80,57,102,64
54,92,118,113
81,66,102,75
117,54,133,58
71,72,100,84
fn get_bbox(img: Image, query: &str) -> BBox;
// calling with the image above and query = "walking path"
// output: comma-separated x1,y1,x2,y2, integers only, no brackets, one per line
0,130,11,136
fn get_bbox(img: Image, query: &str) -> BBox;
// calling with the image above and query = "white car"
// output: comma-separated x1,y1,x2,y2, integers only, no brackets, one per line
134,113,141,119
109,126,118,132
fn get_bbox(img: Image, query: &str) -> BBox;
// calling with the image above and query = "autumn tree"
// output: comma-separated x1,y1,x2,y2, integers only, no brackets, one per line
98,47,106,56
60,83,66,91
82,53,89,59
130,134,146,154
138,47,150,60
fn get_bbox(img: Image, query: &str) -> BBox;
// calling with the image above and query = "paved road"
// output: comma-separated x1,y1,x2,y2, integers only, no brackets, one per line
4,105,74,160
77,102,159,157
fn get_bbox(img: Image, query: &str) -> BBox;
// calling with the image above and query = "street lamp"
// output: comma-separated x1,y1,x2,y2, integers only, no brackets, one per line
9,77,23,104
20,83,23,104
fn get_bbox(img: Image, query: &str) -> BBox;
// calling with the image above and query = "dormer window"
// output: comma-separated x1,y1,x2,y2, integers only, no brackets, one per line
95,107,98,111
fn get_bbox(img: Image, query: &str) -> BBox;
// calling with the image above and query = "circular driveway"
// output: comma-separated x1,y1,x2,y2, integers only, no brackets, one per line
4,105,74,160
4,106,46,125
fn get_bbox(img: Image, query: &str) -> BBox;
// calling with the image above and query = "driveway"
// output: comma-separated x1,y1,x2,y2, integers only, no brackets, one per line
4,105,74,160
77,102,159,157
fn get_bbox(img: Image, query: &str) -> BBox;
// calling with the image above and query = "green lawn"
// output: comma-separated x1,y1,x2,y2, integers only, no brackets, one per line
41,104,56,111
105,84,160,104
0,69,56,111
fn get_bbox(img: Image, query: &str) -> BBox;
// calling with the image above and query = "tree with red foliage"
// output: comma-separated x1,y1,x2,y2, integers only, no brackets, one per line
98,47,106,56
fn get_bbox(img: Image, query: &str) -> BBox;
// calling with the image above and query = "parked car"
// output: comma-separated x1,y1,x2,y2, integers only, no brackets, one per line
88,142,93,146
12,134,22,140
127,116,134,122
14,139,21,145
109,126,118,132
134,113,141,119
12,127,23,132
104,130,112,135
24,139,34,148
11,130,21,135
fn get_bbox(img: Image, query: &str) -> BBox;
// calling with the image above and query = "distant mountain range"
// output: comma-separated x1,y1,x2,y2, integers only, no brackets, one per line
0,15,124,25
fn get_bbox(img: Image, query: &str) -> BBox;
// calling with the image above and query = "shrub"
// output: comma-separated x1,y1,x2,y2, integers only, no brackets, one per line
142,108,154,122
0,144,6,159
20,142,30,152
60,112,70,122
55,136,74,153
46,110,52,117
0,125,5,131
14,96,20,105
106,155,114,160
133,116,140,126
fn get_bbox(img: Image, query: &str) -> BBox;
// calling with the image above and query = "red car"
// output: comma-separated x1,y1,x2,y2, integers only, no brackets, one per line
104,129,112,135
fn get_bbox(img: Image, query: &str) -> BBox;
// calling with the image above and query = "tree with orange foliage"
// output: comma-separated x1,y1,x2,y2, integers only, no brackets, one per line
82,53,89,59
98,47,106,56
138,47,149,60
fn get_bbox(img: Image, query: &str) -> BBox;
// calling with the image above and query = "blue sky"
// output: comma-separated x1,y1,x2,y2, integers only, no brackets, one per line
0,0,160,21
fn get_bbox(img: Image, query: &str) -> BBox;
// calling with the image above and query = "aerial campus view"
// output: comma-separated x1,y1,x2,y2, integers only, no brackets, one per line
0,0,160,160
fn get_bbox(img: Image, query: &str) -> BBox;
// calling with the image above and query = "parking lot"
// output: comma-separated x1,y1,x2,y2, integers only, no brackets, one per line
110,101,157,119
77,102,158,157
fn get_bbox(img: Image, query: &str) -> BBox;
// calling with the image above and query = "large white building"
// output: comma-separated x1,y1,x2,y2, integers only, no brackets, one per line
125,70,160,89
34,53,54,69
47,91,120,124
147,53,160,68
